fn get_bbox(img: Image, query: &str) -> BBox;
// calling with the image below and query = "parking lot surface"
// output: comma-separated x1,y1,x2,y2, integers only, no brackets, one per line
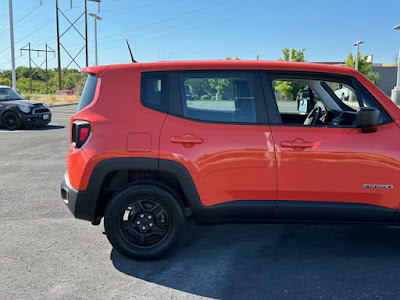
1,104,400,299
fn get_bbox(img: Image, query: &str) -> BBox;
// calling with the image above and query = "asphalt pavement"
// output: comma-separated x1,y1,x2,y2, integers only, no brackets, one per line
1,104,400,299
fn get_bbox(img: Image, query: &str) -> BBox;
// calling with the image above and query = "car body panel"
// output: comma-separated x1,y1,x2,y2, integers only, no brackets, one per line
159,114,277,206
63,60,400,224
271,122,400,210
67,67,166,190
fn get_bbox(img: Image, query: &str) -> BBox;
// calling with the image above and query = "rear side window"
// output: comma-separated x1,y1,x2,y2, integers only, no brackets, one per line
178,71,257,123
77,75,98,111
141,72,168,112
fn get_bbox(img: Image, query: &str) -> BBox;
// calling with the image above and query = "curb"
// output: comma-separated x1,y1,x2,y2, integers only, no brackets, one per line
49,102,79,108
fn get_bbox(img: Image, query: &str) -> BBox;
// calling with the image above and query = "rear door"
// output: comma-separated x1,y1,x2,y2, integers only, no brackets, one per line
262,71,400,222
159,70,277,220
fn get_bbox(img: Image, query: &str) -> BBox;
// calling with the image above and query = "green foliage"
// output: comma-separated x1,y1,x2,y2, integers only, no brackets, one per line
278,48,306,62
0,66,86,94
276,48,306,99
345,52,381,84
185,56,239,100
225,56,240,60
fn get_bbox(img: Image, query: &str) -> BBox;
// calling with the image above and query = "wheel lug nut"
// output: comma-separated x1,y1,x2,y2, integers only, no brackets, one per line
148,215,152,220
136,221,141,225
149,223,154,227
141,226,146,231
140,214,145,218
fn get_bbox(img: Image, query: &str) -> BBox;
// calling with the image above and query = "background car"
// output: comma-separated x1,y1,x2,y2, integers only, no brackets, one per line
0,85,52,130
334,86,351,100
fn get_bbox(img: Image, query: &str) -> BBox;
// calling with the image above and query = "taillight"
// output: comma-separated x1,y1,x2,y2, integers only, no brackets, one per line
72,120,91,148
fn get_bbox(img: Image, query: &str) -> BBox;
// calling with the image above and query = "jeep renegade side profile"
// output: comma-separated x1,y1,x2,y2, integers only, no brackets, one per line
61,61,400,259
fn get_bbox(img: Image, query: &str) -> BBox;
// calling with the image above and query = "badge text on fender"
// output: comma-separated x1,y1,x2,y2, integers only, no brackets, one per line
363,184,393,189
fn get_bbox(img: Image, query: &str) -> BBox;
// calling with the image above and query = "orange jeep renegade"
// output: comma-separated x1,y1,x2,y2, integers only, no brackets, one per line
61,60,400,259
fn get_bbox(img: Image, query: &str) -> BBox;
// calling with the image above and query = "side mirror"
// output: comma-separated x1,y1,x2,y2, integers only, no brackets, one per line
356,107,380,133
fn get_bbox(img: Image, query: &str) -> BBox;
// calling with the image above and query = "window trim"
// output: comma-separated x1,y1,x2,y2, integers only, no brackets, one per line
262,71,392,127
168,70,268,125
140,72,169,113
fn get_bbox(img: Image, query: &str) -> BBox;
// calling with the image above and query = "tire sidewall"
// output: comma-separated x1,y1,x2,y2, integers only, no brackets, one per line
104,184,186,259
2,111,21,131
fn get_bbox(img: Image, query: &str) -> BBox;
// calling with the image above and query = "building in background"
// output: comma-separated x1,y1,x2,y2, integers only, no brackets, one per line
316,61,398,97
372,64,398,96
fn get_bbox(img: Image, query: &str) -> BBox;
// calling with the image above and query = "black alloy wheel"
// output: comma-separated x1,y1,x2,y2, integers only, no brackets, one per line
104,184,186,259
119,199,170,248
2,111,22,130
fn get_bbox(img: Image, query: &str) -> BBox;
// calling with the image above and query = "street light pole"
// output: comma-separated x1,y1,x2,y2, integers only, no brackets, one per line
89,13,102,66
94,17,98,65
396,48,400,88
392,24,400,104
353,41,364,71
8,0,16,90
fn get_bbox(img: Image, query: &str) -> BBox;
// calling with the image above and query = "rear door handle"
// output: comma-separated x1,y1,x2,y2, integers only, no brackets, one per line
171,135,203,144
281,141,314,148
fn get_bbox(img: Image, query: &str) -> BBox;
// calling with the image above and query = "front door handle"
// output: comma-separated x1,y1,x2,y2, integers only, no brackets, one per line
171,134,203,144
281,141,314,148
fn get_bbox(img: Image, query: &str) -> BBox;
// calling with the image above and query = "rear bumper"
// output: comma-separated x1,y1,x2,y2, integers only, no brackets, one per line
61,171,96,221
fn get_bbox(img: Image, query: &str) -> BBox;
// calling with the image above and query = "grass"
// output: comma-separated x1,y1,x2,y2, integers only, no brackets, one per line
22,94,79,106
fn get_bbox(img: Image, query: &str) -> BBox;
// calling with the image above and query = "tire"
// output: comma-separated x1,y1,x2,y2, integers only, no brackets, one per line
104,184,186,260
2,111,22,131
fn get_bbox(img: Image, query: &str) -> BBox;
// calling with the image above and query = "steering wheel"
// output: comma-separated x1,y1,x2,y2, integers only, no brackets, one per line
304,106,322,125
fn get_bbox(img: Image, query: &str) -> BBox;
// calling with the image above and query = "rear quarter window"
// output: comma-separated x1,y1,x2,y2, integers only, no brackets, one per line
141,72,168,113
77,75,98,111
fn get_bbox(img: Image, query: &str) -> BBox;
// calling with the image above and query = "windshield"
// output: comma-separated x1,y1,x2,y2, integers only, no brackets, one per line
0,87,22,101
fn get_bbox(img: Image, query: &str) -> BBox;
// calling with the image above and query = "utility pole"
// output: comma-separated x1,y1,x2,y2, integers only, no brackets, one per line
56,0,62,90
55,0,91,90
45,44,49,94
8,0,16,90
85,0,88,66
20,44,56,94
28,43,32,93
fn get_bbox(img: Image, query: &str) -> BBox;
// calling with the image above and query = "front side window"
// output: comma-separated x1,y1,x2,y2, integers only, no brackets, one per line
268,75,389,127
179,72,257,123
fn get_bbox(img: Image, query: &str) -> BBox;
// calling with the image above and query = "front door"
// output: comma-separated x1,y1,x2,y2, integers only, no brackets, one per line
263,72,400,222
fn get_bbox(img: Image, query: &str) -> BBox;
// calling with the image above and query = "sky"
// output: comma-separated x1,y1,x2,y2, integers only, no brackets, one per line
0,0,399,70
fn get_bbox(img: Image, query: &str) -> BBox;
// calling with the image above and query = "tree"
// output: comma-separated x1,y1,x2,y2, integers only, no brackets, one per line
275,48,306,99
345,52,381,84
225,56,240,61
0,67,86,94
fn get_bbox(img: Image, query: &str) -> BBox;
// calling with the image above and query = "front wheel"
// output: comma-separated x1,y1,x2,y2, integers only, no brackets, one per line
104,184,186,260
2,111,22,130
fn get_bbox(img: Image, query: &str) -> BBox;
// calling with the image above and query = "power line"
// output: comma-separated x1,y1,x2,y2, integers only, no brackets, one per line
92,0,230,44
0,5,42,37
0,18,55,55
20,43,55,93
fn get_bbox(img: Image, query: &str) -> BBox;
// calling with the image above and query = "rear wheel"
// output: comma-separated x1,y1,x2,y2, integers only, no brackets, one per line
104,184,186,259
2,111,21,130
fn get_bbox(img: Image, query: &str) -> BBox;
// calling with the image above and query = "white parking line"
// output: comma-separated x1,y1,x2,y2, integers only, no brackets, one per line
0,130,21,133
